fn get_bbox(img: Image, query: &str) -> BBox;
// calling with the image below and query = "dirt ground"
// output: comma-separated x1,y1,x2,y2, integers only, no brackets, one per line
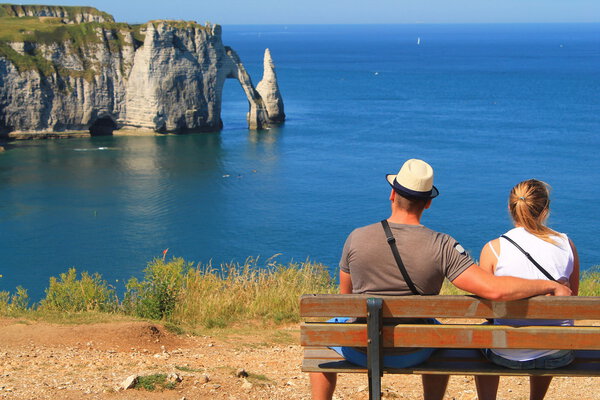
0,318,598,400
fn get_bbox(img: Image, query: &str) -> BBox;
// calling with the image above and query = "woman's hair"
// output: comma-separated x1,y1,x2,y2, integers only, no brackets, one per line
508,179,559,244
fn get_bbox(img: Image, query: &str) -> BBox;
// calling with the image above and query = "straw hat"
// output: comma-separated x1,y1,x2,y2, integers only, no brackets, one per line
386,159,439,199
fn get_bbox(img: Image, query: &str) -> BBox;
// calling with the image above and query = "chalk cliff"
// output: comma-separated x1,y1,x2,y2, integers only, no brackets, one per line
0,5,285,136
256,49,285,124
0,4,113,23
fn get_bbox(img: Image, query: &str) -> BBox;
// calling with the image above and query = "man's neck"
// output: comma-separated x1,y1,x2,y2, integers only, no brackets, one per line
387,210,422,226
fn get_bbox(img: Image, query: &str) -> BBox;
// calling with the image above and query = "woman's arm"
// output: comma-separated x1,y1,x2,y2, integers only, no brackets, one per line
479,239,499,274
340,270,353,294
569,239,580,296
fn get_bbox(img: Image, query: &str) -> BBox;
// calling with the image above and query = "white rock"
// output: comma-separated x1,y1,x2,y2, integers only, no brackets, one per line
241,379,253,389
235,368,249,378
167,373,183,383
256,48,285,124
120,375,138,390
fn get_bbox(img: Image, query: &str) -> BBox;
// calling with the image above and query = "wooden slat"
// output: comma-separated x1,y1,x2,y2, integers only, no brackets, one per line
302,347,600,376
300,294,600,320
301,323,600,350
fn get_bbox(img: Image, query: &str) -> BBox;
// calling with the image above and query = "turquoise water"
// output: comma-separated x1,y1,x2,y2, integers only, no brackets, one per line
1,24,599,299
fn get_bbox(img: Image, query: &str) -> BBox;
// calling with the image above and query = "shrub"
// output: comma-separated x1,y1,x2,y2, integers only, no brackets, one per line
172,257,337,328
579,265,600,296
39,268,117,312
124,257,192,320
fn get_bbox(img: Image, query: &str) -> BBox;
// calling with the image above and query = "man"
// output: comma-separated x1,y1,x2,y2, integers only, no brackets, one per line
310,159,571,400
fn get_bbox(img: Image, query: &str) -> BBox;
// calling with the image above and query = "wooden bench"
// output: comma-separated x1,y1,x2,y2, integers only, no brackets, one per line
300,294,600,400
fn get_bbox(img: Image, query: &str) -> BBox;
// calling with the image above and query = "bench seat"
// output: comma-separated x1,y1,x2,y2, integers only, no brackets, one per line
300,294,600,400
303,347,600,376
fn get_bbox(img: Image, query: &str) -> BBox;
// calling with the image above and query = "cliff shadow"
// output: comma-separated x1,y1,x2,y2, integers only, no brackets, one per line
89,116,117,136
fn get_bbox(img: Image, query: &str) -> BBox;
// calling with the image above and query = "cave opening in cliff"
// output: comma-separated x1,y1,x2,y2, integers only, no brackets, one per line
89,116,117,136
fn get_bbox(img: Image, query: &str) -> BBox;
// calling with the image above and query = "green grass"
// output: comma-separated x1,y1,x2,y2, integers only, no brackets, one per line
0,9,217,79
0,15,144,78
0,258,597,330
0,5,113,22
579,266,600,296
175,365,203,373
133,374,177,391
0,256,337,328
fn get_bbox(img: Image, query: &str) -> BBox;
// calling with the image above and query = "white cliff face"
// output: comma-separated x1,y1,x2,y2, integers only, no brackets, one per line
0,26,135,134
0,10,283,136
0,4,113,23
256,48,285,124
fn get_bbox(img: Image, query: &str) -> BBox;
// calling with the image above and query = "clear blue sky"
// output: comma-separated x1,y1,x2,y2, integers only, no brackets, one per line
11,0,600,24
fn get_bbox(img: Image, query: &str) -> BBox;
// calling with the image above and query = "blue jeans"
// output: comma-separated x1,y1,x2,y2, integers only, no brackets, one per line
483,349,575,370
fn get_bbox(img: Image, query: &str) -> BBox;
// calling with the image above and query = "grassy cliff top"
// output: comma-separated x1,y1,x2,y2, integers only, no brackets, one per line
0,16,140,43
0,4,114,22
0,7,214,78
146,19,213,31
0,15,144,78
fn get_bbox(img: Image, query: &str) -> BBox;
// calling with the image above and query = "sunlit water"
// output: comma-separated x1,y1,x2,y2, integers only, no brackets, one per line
1,24,599,299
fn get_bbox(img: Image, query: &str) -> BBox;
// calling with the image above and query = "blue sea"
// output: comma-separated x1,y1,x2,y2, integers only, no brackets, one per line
1,24,599,299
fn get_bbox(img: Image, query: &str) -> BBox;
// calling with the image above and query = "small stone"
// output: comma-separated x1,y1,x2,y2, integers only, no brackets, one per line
120,375,138,390
167,373,183,383
236,368,249,378
241,379,253,389
200,374,210,383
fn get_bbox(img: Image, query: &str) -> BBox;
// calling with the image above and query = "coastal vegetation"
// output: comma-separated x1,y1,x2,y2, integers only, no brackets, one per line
0,256,337,329
0,257,598,329
0,4,113,22
0,15,143,78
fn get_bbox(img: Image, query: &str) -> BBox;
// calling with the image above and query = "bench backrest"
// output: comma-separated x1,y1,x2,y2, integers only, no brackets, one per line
300,295,600,350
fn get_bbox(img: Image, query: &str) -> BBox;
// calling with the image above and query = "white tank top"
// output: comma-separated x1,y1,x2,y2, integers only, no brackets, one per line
490,227,574,361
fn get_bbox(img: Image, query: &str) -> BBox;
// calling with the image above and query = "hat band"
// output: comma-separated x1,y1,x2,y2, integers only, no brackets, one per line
393,179,433,198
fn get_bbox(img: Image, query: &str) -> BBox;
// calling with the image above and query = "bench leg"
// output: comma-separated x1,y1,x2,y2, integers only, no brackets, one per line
367,298,383,400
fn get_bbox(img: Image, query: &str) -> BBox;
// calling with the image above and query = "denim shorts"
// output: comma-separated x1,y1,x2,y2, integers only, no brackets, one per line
483,349,575,370
328,317,438,369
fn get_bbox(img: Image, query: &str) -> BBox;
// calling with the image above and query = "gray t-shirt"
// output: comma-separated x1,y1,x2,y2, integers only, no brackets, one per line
340,221,474,295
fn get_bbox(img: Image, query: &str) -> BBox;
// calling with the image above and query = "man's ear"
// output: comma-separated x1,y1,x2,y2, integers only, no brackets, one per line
389,189,396,202
424,199,432,209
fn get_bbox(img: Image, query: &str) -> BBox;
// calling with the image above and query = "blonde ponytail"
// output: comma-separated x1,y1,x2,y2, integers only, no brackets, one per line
508,179,559,244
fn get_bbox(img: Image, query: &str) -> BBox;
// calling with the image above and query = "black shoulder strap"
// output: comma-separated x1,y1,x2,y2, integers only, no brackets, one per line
381,220,421,295
500,234,557,282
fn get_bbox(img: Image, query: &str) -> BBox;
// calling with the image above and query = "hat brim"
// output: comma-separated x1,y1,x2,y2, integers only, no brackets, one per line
386,174,439,199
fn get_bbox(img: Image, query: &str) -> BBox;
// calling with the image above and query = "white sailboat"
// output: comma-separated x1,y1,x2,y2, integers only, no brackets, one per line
417,37,421,45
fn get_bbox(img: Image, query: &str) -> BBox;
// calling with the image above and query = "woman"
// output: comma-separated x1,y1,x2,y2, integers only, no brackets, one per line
475,179,580,400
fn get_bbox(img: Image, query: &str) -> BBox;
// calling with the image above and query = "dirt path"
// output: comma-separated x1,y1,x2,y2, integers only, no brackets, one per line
0,318,598,399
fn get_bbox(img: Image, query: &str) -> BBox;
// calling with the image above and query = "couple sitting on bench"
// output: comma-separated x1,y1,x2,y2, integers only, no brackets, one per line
310,159,578,400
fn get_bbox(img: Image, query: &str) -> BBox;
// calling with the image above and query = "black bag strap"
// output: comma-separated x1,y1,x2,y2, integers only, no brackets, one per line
500,234,557,282
381,220,421,295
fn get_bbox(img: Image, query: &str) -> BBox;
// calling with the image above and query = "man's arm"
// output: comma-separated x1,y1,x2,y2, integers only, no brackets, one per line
452,264,571,301
340,270,353,294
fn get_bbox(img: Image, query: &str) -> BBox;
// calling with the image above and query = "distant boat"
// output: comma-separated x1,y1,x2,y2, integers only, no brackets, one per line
417,37,421,45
